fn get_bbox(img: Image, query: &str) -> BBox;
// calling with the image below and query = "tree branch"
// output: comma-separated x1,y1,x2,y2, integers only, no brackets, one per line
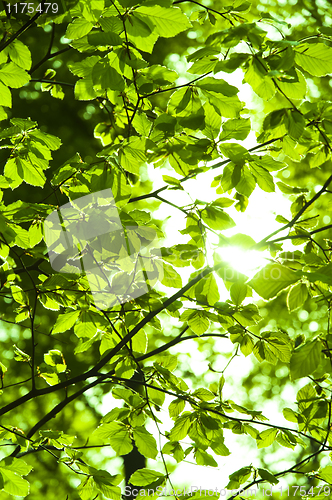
30,36,72,75
0,12,42,52
107,375,330,449
0,261,226,418
254,174,332,249
136,330,228,362
30,78,75,87
172,0,234,25
10,377,103,457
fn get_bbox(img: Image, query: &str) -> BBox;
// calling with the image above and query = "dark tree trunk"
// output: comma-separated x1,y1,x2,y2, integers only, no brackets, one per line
122,371,146,500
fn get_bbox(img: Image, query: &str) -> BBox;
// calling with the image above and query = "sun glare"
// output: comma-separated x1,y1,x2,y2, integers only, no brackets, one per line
218,245,269,278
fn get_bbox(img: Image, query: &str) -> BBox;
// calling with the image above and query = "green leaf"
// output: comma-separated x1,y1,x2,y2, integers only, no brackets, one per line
277,69,306,100
232,0,251,11
196,77,238,96
304,262,332,286
7,40,32,70
140,65,178,87
0,82,11,107
249,163,275,192
290,340,322,380
13,345,31,363
52,310,80,334
230,282,247,306
0,468,30,496
99,16,123,34
320,466,332,484
178,109,205,131
125,14,158,53
132,113,152,137
87,32,123,46
18,157,47,187
162,175,182,187
92,470,121,500
209,94,243,118
257,468,279,485
256,428,278,448
135,6,191,38
187,47,220,63
201,205,235,231
240,329,256,354
170,413,192,440
200,273,220,305
77,476,95,500
129,469,165,487
0,360,7,379
11,285,28,305
295,43,332,76
92,60,124,91
74,311,98,339
249,264,299,300
203,102,222,140
44,349,66,373
219,118,251,141
189,56,218,75
131,329,148,354
283,408,303,424
133,427,158,459
161,263,182,288
286,282,308,312
214,53,250,73
277,182,308,195
169,398,186,419
192,388,215,401
0,458,32,476
13,225,30,249
210,438,230,457
93,422,133,455
68,55,100,78
287,110,305,140
221,142,249,162
245,59,275,100
182,310,210,335
38,363,60,386
65,18,94,39
226,466,252,489
253,332,292,365
0,458,31,496
30,129,61,150
235,166,256,198
119,137,147,173
162,441,184,463
195,449,218,467
0,62,30,88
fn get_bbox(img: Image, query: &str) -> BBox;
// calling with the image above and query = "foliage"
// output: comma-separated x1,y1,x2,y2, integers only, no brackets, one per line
0,0,332,499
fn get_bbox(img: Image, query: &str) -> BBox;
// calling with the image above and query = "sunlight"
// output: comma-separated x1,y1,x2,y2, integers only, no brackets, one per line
218,245,270,278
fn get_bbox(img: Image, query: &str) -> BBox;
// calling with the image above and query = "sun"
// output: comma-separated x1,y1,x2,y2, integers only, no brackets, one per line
217,245,269,278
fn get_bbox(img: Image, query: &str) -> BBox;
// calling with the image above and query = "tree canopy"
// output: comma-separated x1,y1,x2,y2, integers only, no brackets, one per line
1,0,332,498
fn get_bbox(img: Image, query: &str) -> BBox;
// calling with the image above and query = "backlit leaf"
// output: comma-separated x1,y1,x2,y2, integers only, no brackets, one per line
286,282,308,312
249,264,299,300
135,6,191,38
295,43,332,76
290,340,322,380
